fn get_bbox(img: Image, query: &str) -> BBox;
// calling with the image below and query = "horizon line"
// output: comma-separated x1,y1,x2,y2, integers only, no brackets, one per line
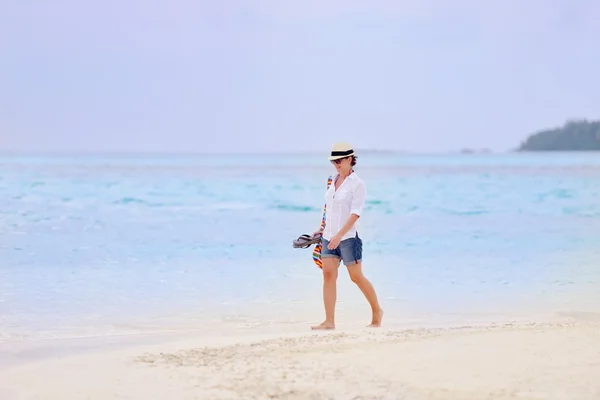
0,148,515,157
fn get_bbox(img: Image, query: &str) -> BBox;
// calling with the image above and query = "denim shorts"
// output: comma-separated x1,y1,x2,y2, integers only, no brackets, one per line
321,234,363,266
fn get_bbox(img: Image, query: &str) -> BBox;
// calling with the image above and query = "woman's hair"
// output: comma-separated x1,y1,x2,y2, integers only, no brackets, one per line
350,155,358,166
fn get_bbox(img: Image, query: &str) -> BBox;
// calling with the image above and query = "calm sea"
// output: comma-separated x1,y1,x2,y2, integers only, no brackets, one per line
1,152,599,341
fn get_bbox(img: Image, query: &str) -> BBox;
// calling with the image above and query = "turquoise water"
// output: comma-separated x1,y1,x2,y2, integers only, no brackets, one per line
1,152,600,341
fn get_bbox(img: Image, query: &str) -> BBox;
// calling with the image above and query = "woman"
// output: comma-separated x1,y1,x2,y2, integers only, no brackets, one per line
311,142,383,330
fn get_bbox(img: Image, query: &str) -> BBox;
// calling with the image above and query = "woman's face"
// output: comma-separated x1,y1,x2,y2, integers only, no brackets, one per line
330,156,352,173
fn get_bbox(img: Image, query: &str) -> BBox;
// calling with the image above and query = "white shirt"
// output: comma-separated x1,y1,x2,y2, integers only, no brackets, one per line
322,172,367,241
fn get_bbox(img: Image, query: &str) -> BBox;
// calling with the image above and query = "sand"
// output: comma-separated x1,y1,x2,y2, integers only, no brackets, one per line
1,316,600,400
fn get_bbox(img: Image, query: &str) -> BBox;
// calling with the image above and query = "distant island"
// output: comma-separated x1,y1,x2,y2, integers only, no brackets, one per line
518,119,600,151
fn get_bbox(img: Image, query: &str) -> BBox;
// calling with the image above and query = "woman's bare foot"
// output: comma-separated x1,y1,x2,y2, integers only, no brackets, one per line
311,321,335,330
368,308,383,327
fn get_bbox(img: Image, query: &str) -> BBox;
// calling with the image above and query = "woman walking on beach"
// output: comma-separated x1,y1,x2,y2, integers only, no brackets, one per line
312,142,383,330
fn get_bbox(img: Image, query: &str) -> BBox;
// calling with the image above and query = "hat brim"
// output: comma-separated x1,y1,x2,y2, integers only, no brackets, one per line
328,151,354,161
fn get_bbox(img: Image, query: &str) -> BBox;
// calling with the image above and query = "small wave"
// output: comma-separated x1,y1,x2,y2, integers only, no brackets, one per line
437,208,488,216
455,210,488,216
111,198,258,211
562,207,600,217
113,197,179,208
206,202,257,211
536,188,575,202
114,197,147,205
367,199,386,205
273,204,319,212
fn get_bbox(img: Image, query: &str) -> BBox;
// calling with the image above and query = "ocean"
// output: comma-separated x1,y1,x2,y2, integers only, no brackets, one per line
1,152,600,342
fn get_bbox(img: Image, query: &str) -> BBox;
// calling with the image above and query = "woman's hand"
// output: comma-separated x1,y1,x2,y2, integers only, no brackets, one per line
327,233,342,250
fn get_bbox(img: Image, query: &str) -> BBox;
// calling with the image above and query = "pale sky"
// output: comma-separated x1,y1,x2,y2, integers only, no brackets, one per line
1,0,598,154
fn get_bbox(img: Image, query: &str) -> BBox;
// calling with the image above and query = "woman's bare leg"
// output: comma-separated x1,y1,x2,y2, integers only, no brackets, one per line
347,262,383,327
311,257,339,330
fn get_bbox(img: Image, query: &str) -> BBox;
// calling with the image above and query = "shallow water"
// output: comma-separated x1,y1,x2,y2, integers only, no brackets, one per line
1,152,599,341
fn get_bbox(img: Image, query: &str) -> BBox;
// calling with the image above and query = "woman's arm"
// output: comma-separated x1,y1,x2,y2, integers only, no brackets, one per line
333,213,360,238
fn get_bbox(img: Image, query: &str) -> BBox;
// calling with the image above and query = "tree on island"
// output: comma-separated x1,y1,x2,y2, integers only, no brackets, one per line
518,119,600,151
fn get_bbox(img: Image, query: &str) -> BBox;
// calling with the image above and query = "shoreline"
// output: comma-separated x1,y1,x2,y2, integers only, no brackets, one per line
2,311,600,399
0,307,575,366
2,308,597,361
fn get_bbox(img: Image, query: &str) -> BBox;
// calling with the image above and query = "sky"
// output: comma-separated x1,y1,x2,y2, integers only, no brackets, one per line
1,0,599,154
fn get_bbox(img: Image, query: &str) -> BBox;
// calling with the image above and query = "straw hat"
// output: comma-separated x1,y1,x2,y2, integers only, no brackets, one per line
328,142,355,161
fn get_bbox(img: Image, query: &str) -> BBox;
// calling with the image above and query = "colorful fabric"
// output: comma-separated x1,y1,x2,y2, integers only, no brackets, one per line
312,175,333,268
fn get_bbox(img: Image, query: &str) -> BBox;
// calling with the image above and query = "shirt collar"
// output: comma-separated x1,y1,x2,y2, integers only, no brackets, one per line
336,170,356,180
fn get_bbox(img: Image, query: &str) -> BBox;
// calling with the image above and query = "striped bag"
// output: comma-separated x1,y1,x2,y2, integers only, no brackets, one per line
312,175,333,269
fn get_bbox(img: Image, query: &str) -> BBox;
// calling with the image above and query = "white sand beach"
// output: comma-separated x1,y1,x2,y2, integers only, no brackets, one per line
1,313,600,400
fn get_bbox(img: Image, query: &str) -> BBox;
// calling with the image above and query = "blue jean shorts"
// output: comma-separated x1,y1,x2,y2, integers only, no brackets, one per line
321,234,363,266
